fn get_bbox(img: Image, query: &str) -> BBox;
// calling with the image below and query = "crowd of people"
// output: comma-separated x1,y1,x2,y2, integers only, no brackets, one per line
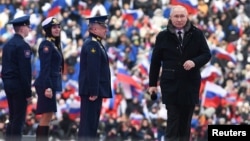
0,0,250,141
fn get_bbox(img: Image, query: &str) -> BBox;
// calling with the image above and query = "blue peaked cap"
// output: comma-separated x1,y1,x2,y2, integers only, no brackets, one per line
87,15,109,24
9,15,30,26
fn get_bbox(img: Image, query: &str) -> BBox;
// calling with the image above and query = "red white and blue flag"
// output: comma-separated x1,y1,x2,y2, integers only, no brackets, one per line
0,90,8,109
211,47,237,64
46,0,67,17
122,9,144,26
170,0,198,15
68,99,80,120
201,81,228,108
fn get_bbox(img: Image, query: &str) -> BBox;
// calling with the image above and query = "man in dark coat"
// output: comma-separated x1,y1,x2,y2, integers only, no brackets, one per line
148,5,211,141
1,15,32,141
78,15,112,140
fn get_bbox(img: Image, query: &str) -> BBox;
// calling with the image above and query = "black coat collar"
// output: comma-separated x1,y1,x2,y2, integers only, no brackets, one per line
166,20,192,34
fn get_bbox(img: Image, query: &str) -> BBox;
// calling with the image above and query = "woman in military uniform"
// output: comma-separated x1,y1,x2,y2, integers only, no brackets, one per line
33,17,64,141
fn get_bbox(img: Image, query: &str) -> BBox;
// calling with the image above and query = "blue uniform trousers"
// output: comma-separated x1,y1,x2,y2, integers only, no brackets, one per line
5,89,27,141
78,96,102,141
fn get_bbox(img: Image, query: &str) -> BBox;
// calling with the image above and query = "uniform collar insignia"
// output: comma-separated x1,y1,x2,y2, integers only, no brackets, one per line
96,36,101,41
91,34,102,42
92,37,97,41
46,37,55,41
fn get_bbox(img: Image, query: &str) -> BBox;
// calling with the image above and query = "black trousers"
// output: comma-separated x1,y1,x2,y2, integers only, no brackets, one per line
5,90,27,141
78,96,102,141
165,104,195,141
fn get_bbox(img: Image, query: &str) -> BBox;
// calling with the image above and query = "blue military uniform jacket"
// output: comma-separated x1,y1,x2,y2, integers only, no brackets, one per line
1,34,32,98
33,38,63,91
78,34,112,98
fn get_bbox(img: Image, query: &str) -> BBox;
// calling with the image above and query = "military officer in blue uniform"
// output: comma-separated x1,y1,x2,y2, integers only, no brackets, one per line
33,17,64,141
1,15,32,141
78,15,112,140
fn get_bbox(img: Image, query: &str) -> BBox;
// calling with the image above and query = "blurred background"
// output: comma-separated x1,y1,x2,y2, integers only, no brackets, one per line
0,0,250,141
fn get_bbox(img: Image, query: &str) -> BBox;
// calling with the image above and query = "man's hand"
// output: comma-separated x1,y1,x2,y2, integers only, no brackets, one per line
148,87,158,100
89,96,98,101
183,60,195,70
148,87,157,95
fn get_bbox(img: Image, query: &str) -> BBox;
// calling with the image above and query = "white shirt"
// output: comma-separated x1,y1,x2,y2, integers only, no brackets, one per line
176,29,184,39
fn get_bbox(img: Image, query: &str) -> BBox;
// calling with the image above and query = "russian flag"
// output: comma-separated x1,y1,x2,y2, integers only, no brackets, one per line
221,93,241,107
107,47,126,62
65,79,78,91
201,64,222,80
131,86,144,101
211,47,237,64
199,64,222,96
101,66,118,116
201,81,228,108
138,58,150,76
138,64,148,76
102,98,111,111
68,99,80,120
47,0,67,17
0,90,8,109
116,68,142,89
115,60,142,99
119,82,133,99
122,9,144,26
101,75,123,119
170,0,198,15
107,74,117,110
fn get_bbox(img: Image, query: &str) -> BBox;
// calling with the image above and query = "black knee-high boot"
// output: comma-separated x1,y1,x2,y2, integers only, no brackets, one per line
36,125,49,141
